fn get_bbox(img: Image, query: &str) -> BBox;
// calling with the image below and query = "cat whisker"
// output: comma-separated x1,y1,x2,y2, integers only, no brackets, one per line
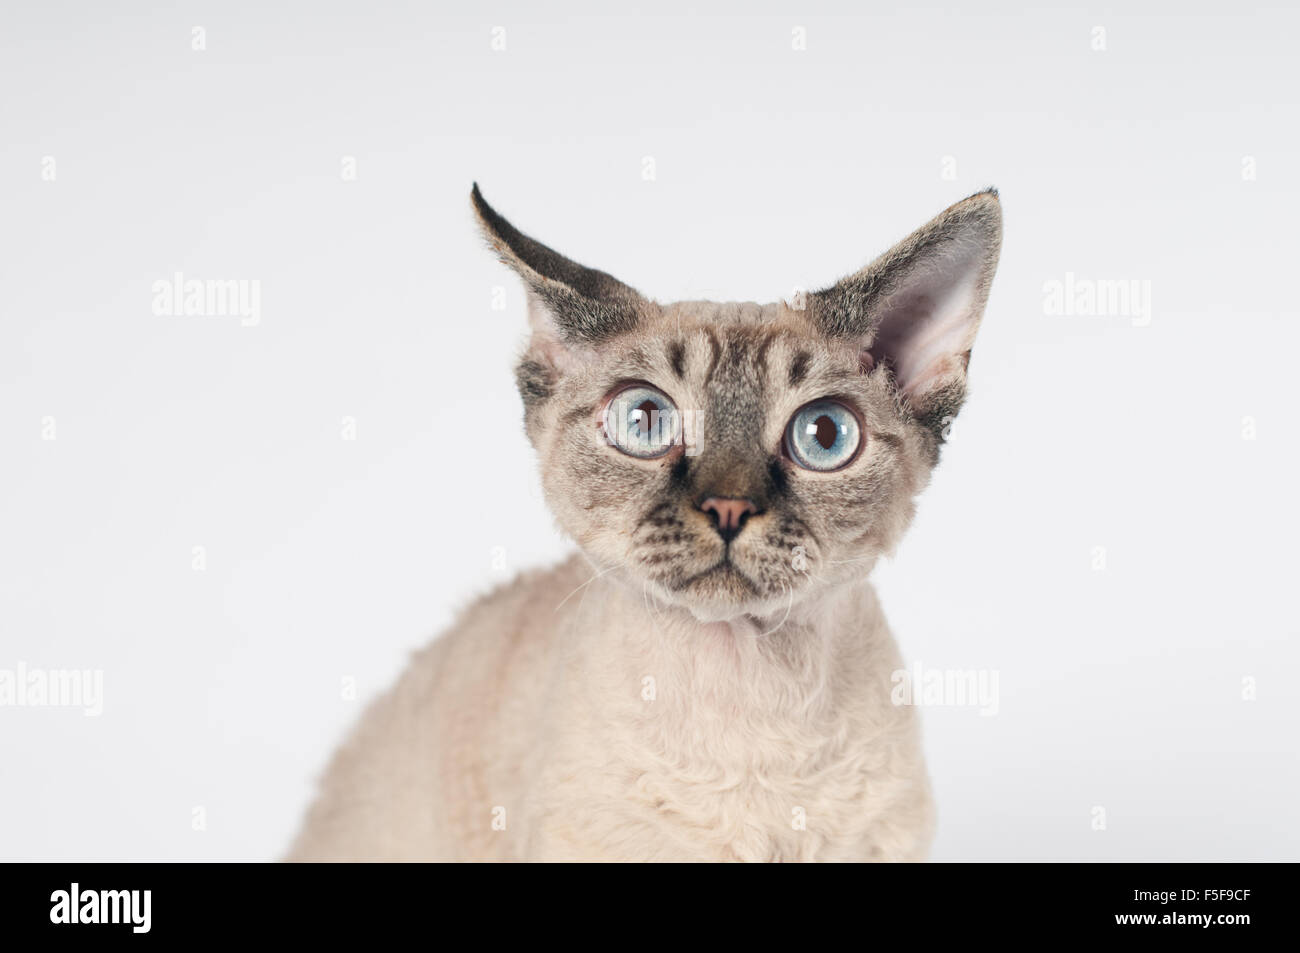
642,576,671,629
752,581,793,637
826,552,879,565
554,563,618,612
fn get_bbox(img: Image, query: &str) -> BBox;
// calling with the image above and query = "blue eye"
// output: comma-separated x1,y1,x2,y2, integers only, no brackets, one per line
604,384,681,458
785,400,862,471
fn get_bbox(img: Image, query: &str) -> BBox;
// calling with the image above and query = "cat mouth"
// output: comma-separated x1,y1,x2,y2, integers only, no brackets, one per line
674,560,758,594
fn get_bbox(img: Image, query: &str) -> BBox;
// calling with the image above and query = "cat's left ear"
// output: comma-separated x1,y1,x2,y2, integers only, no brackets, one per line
471,184,650,370
810,189,1002,433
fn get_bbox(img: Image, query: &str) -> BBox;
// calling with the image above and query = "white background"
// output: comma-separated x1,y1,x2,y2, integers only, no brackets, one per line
2,1,1296,861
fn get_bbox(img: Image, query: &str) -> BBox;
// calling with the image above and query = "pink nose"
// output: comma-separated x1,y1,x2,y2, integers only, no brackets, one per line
699,497,759,541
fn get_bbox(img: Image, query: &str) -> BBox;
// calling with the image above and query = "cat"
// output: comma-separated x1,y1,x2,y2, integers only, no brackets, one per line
286,184,1002,862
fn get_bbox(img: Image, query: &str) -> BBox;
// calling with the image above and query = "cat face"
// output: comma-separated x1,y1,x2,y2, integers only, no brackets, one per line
473,185,1002,622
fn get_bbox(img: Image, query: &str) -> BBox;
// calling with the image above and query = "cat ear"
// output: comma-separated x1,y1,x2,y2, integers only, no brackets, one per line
810,189,1002,428
471,184,649,365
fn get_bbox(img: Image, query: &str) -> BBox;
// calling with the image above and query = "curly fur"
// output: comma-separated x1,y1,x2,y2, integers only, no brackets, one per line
287,186,1002,862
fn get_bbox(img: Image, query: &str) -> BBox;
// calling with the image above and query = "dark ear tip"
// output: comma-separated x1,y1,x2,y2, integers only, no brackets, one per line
962,186,999,205
955,187,1002,231
470,182,501,233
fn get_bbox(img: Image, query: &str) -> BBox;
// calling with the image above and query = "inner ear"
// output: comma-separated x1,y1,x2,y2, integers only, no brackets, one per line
864,238,987,398
812,189,1002,407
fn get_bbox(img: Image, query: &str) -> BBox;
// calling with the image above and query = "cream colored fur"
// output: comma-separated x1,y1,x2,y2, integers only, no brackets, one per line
288,188,1000,862
287,555,932,861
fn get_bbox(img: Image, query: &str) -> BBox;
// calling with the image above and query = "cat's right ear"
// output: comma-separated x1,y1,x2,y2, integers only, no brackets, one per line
471,184,649,376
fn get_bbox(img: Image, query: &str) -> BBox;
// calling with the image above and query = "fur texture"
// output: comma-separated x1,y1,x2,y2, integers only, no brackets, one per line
287,186,1002,862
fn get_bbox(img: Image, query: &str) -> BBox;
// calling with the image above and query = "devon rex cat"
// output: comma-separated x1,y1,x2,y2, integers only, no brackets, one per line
288,184,1002,862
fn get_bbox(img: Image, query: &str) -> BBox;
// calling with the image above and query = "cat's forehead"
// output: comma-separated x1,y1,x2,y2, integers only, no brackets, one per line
658,300,787,327
617,300,852,386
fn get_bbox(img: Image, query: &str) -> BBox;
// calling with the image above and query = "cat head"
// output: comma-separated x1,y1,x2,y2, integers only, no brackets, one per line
473,184,1002,623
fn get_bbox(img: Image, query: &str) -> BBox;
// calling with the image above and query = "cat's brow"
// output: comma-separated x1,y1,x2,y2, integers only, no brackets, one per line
788,350,811,386
667,339,687,379
753,329,778,375
703,327,722,378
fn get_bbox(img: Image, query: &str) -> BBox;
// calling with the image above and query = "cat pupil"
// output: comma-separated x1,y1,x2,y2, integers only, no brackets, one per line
635,400,657,436
813,414,837,450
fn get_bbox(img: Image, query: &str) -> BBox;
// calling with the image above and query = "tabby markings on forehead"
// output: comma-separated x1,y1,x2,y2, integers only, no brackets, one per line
667,340,687,379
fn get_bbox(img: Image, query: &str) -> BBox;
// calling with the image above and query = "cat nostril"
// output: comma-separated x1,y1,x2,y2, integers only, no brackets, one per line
698,497,760,543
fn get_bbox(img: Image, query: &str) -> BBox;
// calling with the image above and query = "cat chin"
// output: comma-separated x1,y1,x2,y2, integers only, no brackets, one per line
680,600,788,626
650,575,805,626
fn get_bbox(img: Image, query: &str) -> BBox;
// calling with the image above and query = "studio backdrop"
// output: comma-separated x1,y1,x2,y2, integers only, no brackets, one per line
1,0,1296,861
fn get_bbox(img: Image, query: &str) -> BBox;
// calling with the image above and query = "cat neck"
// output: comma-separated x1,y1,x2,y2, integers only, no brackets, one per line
565,559,894,724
